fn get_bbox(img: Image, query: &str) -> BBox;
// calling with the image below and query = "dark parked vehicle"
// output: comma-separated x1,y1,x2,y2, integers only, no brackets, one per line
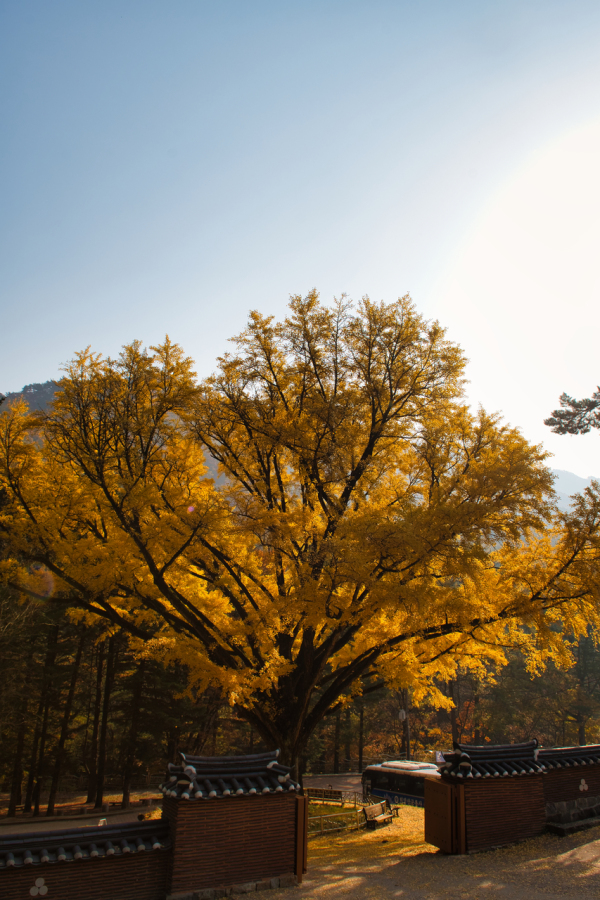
362,760,439,807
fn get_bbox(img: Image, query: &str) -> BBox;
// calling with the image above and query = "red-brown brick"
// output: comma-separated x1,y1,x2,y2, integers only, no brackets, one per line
0,851,168,900
163,794,298,894
463,777,546,851
544,766,600,803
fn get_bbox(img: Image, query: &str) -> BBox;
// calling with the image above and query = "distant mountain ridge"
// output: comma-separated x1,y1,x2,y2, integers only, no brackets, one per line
552,469,598,512
1,381,597,506
1,381,58,411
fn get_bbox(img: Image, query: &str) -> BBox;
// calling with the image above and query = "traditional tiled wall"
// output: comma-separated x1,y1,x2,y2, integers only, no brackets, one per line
0,851,168,900
0,796,307,899
544,766,600,823
543,766,600,802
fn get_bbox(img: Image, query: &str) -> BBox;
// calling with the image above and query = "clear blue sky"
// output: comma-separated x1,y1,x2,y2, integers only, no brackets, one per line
2,1,600,475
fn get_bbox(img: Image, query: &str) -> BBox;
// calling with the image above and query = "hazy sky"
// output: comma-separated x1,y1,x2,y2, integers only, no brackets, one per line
2,1,600,476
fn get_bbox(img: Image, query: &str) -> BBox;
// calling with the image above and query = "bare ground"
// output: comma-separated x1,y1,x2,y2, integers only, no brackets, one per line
275,806,600,900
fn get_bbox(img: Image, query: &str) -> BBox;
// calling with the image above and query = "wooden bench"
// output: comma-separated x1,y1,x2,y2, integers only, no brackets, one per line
362,800,394,829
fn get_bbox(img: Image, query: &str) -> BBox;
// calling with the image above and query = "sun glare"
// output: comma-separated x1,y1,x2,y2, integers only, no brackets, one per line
434,118,600,476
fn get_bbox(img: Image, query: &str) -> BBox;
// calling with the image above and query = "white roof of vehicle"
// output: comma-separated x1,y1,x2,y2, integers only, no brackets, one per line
379,760,438,771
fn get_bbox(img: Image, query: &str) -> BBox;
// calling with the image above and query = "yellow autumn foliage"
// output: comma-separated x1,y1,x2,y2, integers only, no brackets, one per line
1,292,600,762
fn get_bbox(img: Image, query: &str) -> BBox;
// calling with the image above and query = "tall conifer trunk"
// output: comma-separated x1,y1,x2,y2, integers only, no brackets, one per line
86,644,104,804
94,635,116,809
449,680,459,745
23,720,41,813
26,624,59,815
344,708,351,772
8,642,37,817
46,630,85,815
32,694,52,816
121,659,145,809
333,710,341,774
8,696,29,817
358,701,364,773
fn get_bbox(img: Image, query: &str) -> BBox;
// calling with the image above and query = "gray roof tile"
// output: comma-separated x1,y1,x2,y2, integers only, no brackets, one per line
161,749,301,800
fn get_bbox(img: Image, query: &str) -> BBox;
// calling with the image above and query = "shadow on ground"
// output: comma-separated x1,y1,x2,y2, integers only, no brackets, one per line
276,807,600,899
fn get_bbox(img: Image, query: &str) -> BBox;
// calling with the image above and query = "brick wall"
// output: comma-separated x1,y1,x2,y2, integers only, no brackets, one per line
543,765,600,802
0,795,306,898
544,766,600,824
0,850,168,900
464,777,546,852
163,794,298,894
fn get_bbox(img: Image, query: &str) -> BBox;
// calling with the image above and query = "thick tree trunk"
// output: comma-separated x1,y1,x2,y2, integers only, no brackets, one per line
121,659,145,809
46,630,85,815
94,635,116,809
231,671,379,779
86,644,105,804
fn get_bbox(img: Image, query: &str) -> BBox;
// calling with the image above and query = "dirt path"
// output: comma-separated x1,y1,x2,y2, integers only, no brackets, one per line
303,774,362,793
275,807,600,900
0,809,152,834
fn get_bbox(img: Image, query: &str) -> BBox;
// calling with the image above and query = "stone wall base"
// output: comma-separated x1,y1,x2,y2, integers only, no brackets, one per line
168,873,298,899
546,793,600,824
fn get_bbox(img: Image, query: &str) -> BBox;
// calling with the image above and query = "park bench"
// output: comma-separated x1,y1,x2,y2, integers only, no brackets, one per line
362,799,394,829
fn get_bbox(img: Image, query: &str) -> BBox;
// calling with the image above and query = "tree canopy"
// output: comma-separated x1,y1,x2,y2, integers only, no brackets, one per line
2,292,600,765
545,387,600,435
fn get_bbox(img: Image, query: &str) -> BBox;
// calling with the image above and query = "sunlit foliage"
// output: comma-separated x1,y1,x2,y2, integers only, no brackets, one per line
2,293,600,763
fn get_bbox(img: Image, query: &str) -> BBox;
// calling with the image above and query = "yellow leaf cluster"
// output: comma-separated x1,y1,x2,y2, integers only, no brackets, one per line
1,297,599,761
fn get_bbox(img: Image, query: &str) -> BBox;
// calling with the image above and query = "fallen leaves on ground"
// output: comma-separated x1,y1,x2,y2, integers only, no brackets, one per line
281,807,600,899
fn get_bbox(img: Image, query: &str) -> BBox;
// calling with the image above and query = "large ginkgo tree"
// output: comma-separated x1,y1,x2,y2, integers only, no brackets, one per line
2,292,600,766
